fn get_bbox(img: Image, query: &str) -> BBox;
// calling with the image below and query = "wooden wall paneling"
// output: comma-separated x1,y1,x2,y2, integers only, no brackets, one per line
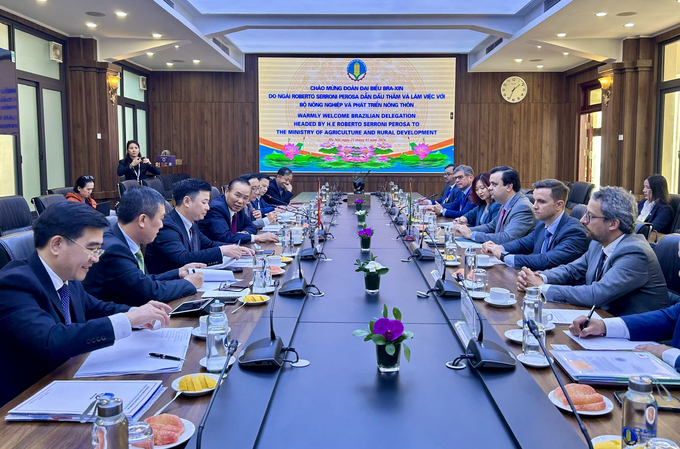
621,66,639,189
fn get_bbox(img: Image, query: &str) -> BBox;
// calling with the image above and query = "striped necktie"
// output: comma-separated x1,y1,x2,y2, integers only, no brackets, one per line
58,284,72,325
189,224,200,252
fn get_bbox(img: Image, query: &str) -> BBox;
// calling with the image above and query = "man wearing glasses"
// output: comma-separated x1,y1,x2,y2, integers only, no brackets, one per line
517,186,669,316
430,165,476,219
0,202,171,407
419,164,460,207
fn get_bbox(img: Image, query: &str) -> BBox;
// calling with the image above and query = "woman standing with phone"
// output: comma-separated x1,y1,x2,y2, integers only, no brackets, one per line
118,140,160,182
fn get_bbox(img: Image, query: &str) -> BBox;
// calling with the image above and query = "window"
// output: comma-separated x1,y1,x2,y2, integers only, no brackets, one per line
656,37,680,194
116,66,149,163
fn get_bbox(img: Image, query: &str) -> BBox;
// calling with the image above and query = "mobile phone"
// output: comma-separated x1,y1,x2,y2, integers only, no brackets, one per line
613,391,680,412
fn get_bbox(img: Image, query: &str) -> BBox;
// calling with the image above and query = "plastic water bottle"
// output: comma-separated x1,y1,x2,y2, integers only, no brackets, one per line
92,398,128,449
206,301,228,373
622,376,658,447
252,247,267,293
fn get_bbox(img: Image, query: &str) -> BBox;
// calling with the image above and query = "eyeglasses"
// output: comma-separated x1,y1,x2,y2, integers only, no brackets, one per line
64,236,105,258
582,212,607,223
443,172,454,178
453,175,465,181
82,175,94,181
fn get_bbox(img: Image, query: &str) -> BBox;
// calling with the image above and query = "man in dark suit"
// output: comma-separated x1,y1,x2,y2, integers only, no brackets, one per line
454,166,536,243
419,163,460,207
242,174,278,230
265,167,294,206
83,187,205,306
518,186,669,316
431,165,477,219
255,173,278,214
482,179,589,271
145,179,253,274
0,202,171,407
200,178,280,245
571,240,680,372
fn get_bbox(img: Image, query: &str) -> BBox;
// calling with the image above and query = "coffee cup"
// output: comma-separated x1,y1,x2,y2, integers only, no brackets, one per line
542,311,554,326
489,287,515,303
476,254,490,266
199,315,208,334
268,255,283,266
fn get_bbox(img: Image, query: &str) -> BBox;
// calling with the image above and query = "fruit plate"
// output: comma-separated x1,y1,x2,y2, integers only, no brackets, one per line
548,390,614,416
171,373,220,396
238,294,271,306
153,418,196,449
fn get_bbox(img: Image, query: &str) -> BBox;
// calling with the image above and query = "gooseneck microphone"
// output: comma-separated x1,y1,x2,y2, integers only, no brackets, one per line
196,339,239,449
526,319,594,449
263,194,290,207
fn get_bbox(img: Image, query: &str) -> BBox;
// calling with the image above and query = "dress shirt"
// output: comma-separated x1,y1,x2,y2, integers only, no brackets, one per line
230,207,256,243
637,200,656,222
117,224,140,256
177,209,194,236
603,317,680,369
38,255,131,339
504,212,563,268
538,233,626,296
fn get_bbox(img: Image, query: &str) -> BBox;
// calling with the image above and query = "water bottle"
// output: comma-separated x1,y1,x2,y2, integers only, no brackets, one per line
445,226,457,262
206,301,228,373
92,398,128,449
252,247,267,293
464,247,476,281
521,287,545,363
281,223,293,256
622,376,658,447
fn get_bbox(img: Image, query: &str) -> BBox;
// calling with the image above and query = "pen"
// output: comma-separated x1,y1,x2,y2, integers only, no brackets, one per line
580,305,597,331
149,353,184,361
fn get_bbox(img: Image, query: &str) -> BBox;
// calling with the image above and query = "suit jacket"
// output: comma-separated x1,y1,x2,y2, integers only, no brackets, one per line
83,224,196,305
442,188,476,218
434,184,459,206
542,233,669,316
145,209,223,274
265,179,293,205
638,199,674,234
622,303,680,371
0,252,129,406
117,159,160,181
246,203,266,230
470,192,536,244
199,195,258,244
502,213,590,271
462,202,501,227
253,197,275,214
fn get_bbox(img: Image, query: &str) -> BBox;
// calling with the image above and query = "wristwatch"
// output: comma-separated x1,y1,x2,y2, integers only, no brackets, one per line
500,252,508,262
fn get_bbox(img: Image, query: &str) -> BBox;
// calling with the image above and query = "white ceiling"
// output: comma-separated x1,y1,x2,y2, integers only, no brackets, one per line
0,0,679,72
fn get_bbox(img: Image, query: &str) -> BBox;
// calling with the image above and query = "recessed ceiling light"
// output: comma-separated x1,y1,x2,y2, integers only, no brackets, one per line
152,33,162,38
174,45,179,49
557,33,566,37
515,58,523,62
595,12,607,17
166,62,173,66
146,52,154,56
86,22,97,28
193,60,200,63
37,0,47,2
537,65,544,68
116,11,128,17
624,23,635,27
537,45,542,49
563,52,569,56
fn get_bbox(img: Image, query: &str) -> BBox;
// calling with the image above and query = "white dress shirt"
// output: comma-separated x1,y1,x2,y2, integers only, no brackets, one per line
603,317,680,368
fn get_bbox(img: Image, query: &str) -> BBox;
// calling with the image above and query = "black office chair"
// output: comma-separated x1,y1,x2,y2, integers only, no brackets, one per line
105,215,118,227
170,174,182,184
32,194,67,215
221,184,229,194
47,187,74,196
653,234,680,305
143,178,166,197
525,193,534,204
635,222,652,241
178,173,190,181
669,194,680,232
569,204,586,221
565,181,594,210
158,174,175,201
0,230,35,270
0,195,33,236
210,186,221,202
118,180,142,198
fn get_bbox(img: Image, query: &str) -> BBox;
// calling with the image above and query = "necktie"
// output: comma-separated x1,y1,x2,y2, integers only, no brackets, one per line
231,213,238,234
134,248,146,274
594,250,607,281
189,224,200,252
497,207,506,232
253,199,260,211
541,229,553,254
58,284,71,325
445,187,453,204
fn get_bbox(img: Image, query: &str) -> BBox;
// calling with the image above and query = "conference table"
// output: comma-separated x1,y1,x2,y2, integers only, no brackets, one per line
1,192,679,448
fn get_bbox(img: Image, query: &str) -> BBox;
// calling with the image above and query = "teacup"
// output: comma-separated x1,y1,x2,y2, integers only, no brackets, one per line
489,287,515,303
268,255,283,266
199,315,208,334
476,254,490,266
542,311,554,326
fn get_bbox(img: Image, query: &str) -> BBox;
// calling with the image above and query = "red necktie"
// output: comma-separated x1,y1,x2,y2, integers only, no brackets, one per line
231,213,238,233
498,207,506,230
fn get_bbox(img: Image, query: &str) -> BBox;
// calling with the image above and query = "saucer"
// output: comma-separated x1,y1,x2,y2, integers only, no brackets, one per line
516,319,556,331
199,356,236,369
469,291,490,300
504,329,523,344
445,260,461,267
476,262,495,268
191,327,206,339
549,391,614,416
517,353,552,368
484,297,517,308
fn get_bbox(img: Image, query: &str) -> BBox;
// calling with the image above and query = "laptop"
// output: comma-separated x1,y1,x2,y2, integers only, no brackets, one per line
96,201,111,216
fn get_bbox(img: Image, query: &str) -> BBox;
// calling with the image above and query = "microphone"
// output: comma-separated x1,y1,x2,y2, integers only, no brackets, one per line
526,319,594,449
196,339,239,449
264,194,290,207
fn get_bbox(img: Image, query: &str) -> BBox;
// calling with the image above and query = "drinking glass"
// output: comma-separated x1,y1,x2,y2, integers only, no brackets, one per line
444,240,458,262
128,422,154,449
472,269,487,296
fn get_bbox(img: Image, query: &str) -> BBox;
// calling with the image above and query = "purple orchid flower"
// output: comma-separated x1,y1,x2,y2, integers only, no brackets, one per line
373,318,404,342
357,227,373,238
354,199,364,204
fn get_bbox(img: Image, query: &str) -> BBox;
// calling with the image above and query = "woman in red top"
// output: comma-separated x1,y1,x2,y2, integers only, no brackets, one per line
65,175,98,208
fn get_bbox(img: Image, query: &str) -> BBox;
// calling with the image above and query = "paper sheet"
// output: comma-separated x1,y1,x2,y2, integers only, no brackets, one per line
203,256,236,270
544,308,602,324
563,330,656,351
262,225,282,232
194,268,236,282
75,328,192,378
454,238,482,249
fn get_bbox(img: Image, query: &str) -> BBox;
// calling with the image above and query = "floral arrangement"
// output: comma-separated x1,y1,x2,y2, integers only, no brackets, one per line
355,210,368,216
354,252,388,274
357,227,373,239
353,199,364,205
353,305,413,361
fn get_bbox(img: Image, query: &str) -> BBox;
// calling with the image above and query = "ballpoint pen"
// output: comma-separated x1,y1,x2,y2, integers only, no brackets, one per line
149,353,185,361
579,304,597,335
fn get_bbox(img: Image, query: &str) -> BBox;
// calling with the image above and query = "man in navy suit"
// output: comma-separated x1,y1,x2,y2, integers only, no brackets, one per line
255,173,278,214
0,202,171,406
432,165,477,219
241,174,278,230
571,240,680,372
84,187,205,306
265,167,294,206
419,163,460,207
145,179,253,274
200,178,279,244
482,179,589,271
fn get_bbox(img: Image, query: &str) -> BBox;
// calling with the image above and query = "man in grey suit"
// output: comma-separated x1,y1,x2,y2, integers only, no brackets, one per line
454,165,536,244
518,186,669,316
242,174,277,230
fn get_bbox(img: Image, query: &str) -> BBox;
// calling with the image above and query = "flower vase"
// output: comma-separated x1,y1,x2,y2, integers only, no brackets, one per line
376,343,401,373
355,203,363,212
364,272,381,294
360,236,371,252
357,214,366,225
